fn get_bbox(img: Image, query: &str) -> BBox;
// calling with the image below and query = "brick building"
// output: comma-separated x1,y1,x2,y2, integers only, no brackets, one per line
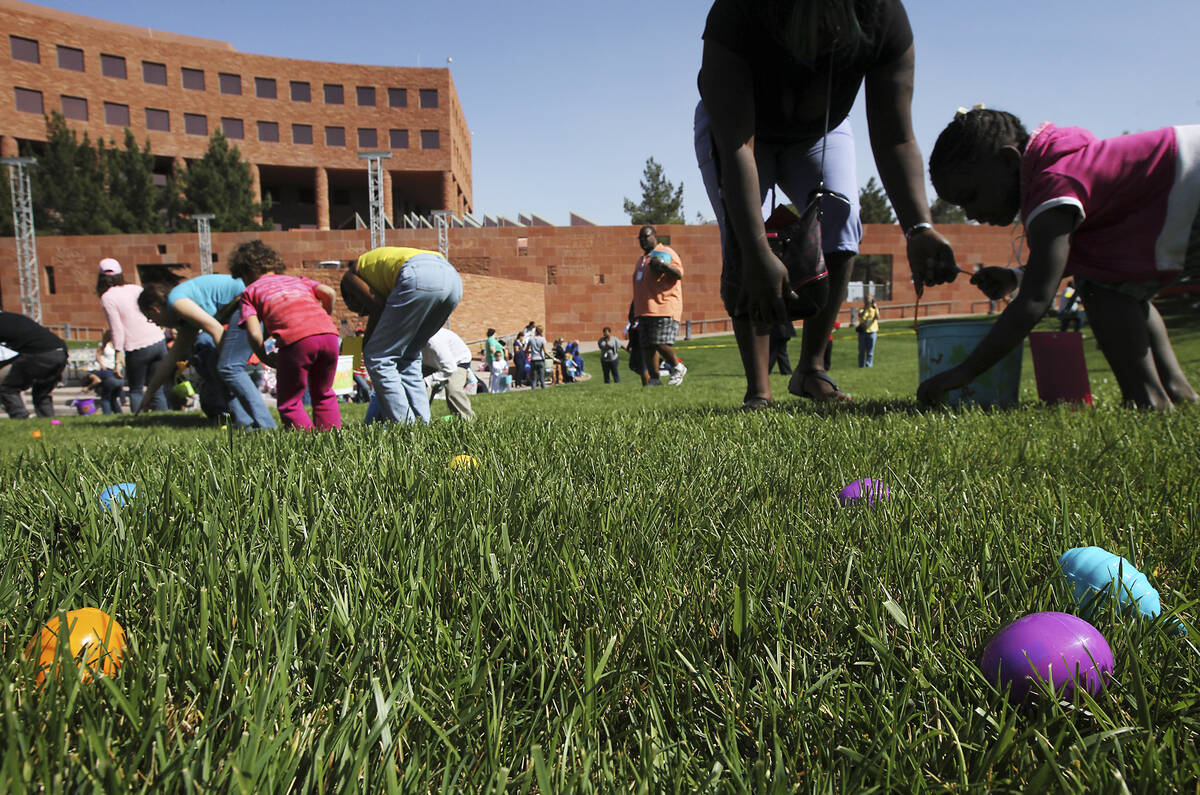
0,0,472,229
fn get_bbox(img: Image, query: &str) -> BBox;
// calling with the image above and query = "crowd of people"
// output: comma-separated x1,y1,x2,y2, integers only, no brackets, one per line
6,0,1198,417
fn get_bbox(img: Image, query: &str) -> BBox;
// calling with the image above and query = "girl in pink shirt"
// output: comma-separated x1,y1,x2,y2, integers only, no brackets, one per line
230,241,342,431
918,107,1200,409
96,257,167,412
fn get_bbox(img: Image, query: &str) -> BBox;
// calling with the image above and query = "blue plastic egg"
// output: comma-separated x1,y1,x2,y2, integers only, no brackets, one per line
98,483,138,512
1058,546,1161,621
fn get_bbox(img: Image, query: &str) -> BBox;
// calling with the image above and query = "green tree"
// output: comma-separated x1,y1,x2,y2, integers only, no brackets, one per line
858,177,895,224
0,169,13,237
930,197,967,224
623,157,684,226
27,112,116,235
180,131,269,231
106,129,163,233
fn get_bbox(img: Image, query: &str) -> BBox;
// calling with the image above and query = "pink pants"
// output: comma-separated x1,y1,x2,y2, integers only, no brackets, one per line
275,333,342,431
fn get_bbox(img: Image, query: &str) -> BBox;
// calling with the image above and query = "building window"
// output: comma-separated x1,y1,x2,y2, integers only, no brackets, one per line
104,102,130,126
45,266,56,295
14,87,43,115
297,187,315,204
292,124,313,145
389,129,409,149
257,120,279,142
420,129,440,149
323,84,343,104
388,88,407,108
61,95,88,121
146,107,170,131
57,45,84,72
222,117,244,139
100,53,126,79
219,73,241,95
357,128,377,149
356,86,375,106
325,126,345,147
184,113,207,136
10,35,39,63
255,77,276,99
290,81,310,102
419,88,438,108
181,67,205,91
143,61,167,85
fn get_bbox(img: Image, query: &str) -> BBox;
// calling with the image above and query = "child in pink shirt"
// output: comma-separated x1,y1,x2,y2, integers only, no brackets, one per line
919,107,1200,409
229,241,342,430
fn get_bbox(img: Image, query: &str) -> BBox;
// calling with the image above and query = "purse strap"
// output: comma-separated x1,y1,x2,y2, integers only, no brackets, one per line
817,53,835,192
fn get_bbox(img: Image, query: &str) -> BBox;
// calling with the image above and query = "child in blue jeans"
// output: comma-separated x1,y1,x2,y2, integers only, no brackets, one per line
340,247,462,423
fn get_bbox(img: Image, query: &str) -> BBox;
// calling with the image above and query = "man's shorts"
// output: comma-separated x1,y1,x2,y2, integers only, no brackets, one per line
637,315,678,346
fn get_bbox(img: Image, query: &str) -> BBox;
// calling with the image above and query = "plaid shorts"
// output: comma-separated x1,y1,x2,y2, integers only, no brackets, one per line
637,315,678,346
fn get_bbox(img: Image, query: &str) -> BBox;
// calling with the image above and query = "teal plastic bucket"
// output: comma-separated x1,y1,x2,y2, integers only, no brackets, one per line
917,319,1022,407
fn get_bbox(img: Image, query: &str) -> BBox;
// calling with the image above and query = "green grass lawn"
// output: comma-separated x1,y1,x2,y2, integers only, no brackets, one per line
1,304,1198,791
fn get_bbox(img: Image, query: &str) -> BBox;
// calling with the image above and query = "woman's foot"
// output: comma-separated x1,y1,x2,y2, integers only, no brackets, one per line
788,370,852,403
741,396,773,411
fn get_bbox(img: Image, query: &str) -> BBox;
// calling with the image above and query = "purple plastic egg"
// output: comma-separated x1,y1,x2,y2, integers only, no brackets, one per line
837,478,889,507
980,612,1114,703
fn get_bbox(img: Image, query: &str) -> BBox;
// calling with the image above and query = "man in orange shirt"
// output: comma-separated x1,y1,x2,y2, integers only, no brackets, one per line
632,225,687,386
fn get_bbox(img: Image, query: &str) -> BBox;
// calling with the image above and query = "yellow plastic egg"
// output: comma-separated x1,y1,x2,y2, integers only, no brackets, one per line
448,454,480,471
25,608,127,685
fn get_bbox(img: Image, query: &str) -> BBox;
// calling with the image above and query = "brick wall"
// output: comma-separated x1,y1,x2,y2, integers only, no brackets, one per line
0,224,1023,344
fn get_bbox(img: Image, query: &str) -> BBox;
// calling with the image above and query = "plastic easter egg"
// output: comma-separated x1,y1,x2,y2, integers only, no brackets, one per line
648,250,674,272
1058,546,1162,621
31,429,42,439
449,454,479,471
98,483,137,511
25,608,127,685
980,612,1113,703
50,419,62,425
837,478,889,507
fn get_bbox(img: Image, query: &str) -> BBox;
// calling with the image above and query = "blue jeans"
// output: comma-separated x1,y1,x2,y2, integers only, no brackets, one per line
217,325,277,429
857,331,877,368
363,254,462,424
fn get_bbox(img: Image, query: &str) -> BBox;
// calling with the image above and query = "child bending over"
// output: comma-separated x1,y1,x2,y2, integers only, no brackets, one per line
231,241,342,431
917,108,1200,409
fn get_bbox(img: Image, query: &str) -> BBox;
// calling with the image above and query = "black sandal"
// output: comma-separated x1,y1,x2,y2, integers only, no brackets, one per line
741,396,773,412
788,370,852,403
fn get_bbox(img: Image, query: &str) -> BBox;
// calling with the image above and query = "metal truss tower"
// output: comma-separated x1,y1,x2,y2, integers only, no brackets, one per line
358,151,392,250
432,210,450,261
191,214,214,275
2,156,41,322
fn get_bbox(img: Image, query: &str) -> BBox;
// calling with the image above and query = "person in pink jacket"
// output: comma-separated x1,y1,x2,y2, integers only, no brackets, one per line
96,257,167,412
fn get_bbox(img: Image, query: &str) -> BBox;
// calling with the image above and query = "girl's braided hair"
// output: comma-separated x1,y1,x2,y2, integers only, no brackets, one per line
929,108,1030,186
228,240,286,281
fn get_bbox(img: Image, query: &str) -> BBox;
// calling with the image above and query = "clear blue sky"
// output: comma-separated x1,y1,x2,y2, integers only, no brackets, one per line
35,0,1200,225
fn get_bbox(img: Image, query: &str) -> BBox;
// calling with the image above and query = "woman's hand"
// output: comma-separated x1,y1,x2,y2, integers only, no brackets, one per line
736,248,792,330
970,267,1020,300
917,365,973,405
906,228,958,295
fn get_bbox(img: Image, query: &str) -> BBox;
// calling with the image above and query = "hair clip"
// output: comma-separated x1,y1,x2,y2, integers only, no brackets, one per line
955,103,987,119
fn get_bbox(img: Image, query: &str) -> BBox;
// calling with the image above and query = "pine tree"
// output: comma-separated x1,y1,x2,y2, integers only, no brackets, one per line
623,157,684,226
858,177,895,224
0,169,13,237
106,130,163,233
930,197,968,224
181,131,269,231
28,112,116,235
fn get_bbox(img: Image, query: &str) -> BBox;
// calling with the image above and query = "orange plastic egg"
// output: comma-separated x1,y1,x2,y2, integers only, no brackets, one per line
25,608,127,685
